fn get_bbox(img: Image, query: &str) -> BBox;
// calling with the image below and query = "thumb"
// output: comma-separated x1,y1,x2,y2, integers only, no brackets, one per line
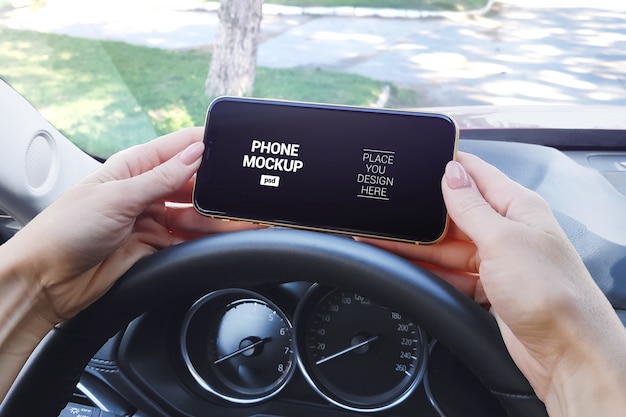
124,142,205,211
442,160,506,244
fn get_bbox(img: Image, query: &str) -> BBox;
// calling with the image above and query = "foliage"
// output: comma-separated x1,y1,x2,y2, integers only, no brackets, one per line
0,29,420,157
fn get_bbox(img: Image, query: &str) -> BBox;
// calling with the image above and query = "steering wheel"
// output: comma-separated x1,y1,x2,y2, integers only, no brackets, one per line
0,228,547,417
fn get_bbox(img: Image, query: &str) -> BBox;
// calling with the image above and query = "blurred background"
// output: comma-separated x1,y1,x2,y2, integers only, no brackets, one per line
1,0,624,156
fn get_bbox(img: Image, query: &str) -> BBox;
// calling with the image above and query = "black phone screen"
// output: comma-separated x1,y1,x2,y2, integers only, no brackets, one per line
194,97,458,243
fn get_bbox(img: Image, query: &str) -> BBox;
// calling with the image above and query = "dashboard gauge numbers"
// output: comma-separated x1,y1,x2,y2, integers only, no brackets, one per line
181,290,295,404
296,287,428,412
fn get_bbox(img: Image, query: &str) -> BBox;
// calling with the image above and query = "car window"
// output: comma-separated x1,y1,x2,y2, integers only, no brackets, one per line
0,0,624,157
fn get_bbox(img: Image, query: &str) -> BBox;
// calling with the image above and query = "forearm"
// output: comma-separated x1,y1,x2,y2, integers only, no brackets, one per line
545,304,626,417
0,242,54,401
546,352,626,417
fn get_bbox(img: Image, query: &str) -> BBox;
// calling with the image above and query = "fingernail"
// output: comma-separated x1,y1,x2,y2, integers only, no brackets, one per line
179,142,205,166
445,160,472,189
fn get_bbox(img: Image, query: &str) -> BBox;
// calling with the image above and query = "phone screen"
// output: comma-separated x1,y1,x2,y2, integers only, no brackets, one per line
193,97,458,244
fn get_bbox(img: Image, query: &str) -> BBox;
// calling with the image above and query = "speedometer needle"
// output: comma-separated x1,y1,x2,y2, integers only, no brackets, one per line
214,337,272,364
315,335,379,365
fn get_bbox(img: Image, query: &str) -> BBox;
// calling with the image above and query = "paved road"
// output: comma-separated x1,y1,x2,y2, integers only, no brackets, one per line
1,0,625,106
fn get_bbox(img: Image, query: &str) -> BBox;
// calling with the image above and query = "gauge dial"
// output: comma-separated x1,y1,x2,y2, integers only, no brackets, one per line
296,286,427,412
181,290,295,404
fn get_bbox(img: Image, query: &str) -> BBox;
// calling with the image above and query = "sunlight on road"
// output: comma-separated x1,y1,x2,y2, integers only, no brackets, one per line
1,0,624,106
312,32,385,44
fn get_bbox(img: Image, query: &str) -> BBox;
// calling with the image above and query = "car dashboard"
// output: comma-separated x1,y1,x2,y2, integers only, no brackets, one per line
78,281,498,417
1,81,625,417
68,135,626,417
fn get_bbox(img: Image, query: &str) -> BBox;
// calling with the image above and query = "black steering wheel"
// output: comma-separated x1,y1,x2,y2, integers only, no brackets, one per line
0,228,547,417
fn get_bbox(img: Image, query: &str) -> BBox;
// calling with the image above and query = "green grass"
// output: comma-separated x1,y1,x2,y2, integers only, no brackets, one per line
239,0,487,12
0,29,420,157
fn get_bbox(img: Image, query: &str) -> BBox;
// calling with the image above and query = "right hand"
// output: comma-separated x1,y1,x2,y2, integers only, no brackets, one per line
360,152,626,416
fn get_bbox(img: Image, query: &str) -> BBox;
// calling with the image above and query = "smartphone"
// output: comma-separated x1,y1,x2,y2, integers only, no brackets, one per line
193,97,458,244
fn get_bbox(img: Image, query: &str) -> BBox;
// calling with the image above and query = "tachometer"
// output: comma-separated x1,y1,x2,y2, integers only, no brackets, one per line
181,289,295,404
295,286,428,412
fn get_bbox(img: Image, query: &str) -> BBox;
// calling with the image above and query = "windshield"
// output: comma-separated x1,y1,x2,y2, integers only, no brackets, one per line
1,0,624,157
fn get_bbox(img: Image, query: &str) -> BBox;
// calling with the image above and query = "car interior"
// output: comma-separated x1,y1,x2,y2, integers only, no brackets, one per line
1,77,625,417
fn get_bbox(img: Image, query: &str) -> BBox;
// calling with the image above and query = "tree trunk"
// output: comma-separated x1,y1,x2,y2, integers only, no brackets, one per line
205,0,264,98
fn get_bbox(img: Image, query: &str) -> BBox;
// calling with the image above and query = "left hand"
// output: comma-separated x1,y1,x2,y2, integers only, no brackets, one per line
9,127,254,324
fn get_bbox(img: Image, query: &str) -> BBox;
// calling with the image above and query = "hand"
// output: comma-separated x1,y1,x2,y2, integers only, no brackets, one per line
360,152,626,416
0,128,258,399
9,127,256,323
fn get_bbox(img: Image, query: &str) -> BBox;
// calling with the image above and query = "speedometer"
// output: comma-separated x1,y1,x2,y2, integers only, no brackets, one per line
295,285,428,412
181,289,295,404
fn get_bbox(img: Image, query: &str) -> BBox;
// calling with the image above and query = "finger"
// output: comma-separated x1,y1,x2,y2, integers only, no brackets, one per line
166,206,262,235
415,262,479,298
355,236,479,295
456,153,553,224
446,222,472,241
89,127,205,183
121,142,205,215
473,279,490,307
165,176,196,203
125,127,204,176
456,154,559,238
456,152,528,216
442,158,510,245
357,236,480,273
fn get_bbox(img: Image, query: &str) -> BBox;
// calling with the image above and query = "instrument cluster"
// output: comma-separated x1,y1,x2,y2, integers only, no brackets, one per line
180,285,428,413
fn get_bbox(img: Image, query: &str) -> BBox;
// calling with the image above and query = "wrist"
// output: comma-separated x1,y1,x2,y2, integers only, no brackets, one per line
546,352,626,417
0,237,50,330
544,306,626,417
0,238,56,400
0,241,54,401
